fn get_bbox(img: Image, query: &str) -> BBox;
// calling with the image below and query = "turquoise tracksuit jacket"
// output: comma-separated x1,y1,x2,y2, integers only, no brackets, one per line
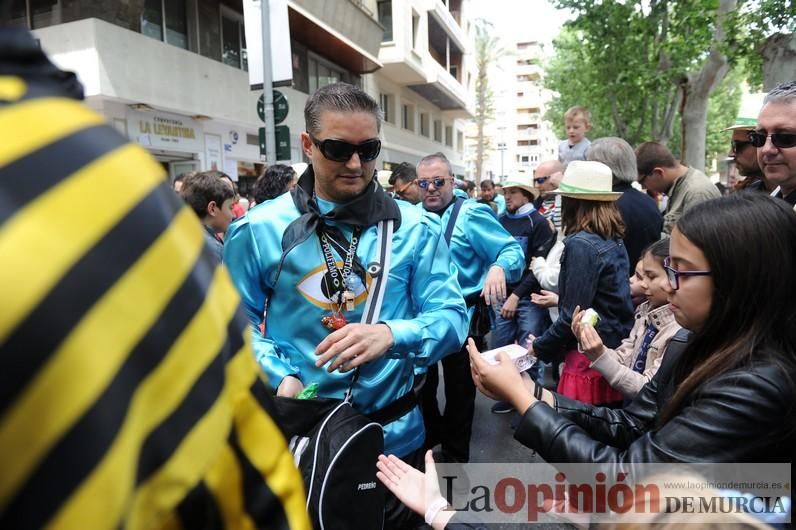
437,199,525,311
223,193,468,456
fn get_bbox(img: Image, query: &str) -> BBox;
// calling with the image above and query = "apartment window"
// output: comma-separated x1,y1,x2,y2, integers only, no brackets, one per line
457,131,464,153
380,94,395,124
412,11,420,49
445,125,453,147
401,104,415,131
309,54,344,94
420,113,429,137
142,0,188,49
433,120,442,142
378,0,393,42
221,6,247,71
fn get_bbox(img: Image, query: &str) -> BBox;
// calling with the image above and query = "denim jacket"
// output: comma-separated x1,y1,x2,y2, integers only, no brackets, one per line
533,231,634,362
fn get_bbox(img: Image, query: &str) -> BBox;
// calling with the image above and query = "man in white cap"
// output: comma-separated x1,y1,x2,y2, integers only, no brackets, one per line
490,171,556,414
725,93,770,191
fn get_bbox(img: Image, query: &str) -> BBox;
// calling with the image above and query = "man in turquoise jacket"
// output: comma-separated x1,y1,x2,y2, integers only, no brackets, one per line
417,152,525,464
223,83,467,528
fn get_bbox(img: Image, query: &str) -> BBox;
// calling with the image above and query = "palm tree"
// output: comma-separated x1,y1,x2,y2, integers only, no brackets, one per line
473,20,507,185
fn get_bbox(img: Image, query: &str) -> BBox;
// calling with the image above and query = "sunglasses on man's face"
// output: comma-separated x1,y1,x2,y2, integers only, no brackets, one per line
747,131,796,149
417,177,451,189
394,179,416,195
731,139,753,153
309,134,381,162
534,176,550,185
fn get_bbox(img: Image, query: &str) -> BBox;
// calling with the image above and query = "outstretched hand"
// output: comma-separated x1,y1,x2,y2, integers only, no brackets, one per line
377,450,446,522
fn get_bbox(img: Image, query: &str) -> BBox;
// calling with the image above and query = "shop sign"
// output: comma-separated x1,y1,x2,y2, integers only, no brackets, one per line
128,109,202,153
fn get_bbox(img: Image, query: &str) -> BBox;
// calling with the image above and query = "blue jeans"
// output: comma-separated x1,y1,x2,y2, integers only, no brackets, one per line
492,298,551,383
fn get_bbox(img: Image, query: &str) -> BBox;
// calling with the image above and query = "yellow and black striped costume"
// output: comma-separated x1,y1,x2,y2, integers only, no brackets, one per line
0,29,310,530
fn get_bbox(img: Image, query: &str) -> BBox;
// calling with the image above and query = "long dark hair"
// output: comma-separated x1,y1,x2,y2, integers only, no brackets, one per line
659,193,796,424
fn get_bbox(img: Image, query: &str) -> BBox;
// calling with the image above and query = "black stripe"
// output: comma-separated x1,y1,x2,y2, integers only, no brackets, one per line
229,427,291,530
135,318,244,483
0,124,129,226
176,480,225,530
0,238,219,530
248,377,288,440
0,184,184,417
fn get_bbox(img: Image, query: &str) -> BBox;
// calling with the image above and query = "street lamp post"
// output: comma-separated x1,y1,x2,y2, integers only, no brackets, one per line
497,142,507,183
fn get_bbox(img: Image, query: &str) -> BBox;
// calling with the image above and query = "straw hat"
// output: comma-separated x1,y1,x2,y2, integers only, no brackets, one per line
552,160,622,201
723,92,766,131
502,170,539,199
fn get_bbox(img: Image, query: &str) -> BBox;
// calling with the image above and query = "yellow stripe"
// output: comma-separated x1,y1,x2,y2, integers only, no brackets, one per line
204,438,256,530
235,388,312,530
0,76,27,102
0,144,165,345
156,509,182,530
0,208,203,512
0,98,106,168
57,268,241,530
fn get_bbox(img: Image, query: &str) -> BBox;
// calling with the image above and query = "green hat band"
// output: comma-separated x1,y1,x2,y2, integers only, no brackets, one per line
558,181,604,194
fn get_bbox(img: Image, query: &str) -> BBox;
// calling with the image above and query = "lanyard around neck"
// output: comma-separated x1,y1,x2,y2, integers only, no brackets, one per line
319,226,363,303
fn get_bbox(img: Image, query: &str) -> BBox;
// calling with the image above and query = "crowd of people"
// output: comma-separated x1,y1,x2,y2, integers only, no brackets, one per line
2,24,795,530
173,83,796,528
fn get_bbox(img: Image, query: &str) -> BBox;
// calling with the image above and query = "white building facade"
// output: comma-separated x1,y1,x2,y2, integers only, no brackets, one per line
465,39,558,183
13,0,472,192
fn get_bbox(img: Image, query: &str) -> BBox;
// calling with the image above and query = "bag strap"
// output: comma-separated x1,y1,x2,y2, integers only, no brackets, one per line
367,388,416,425
360,219,393,325
443,196,465,246
344,219,394,402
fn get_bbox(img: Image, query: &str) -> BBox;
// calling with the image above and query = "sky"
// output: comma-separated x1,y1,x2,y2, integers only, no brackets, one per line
468,0,573,53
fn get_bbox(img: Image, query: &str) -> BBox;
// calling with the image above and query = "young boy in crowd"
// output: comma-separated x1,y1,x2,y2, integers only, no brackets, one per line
180,171,236,264
558,106,592,167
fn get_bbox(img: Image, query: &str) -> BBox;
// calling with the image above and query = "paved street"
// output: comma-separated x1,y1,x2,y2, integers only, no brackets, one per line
431,360,577,529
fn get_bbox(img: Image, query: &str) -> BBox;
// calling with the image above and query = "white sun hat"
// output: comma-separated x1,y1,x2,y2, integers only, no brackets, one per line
552,160,622,201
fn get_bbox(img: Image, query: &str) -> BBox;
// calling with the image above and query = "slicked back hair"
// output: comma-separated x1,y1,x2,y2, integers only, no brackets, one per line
304,82,383,136
389,162,417,186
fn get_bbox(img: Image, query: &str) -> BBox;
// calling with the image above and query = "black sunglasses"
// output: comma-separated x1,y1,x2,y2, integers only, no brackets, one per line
534,176,550,185
663,257,711,291
417,177,451,189
309,134,381,162
731,139,753,153
747,131,796,149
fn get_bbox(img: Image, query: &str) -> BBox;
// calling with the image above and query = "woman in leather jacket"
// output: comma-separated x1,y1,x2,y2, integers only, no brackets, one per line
469,192,796,466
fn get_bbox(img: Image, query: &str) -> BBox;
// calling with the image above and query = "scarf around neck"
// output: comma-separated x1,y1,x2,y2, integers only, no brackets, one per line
282,165,401,252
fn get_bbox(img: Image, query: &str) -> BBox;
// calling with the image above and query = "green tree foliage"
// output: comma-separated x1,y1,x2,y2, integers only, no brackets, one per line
544,0,793,171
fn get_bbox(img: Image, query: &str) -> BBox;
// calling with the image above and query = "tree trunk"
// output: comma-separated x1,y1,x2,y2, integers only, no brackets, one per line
679,0,734,170
761,32,796,91
475,118,484,186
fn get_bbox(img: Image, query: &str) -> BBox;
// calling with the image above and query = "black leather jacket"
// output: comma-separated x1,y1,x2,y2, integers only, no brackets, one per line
515,330,796,468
